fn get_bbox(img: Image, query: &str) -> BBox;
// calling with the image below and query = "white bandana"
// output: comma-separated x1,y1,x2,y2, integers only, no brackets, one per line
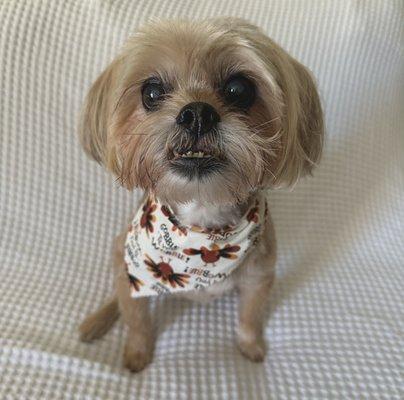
124,193,268,298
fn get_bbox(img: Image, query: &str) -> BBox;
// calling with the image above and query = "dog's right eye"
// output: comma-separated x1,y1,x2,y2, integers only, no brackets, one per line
142,80,166,111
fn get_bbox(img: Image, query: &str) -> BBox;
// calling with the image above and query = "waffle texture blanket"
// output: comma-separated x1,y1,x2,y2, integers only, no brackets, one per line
0,1,403,399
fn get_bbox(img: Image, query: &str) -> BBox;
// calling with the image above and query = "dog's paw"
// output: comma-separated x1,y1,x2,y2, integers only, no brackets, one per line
123,346,153,372
123,335,154,373
237,330,266,362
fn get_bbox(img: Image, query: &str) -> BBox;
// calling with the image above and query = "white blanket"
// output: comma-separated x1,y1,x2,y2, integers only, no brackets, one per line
0,1,403,399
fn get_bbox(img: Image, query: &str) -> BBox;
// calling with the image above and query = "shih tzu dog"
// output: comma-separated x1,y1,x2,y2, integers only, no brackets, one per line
78,17,324,372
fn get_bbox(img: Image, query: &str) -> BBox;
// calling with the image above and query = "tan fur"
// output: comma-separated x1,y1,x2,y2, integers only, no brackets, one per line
79,298,119,342
78,17,324,371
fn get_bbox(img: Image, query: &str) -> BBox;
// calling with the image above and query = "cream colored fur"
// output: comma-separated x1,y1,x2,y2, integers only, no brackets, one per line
78,17,324,372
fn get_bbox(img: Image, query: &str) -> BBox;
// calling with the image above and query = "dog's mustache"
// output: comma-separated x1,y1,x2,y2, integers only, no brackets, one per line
167,129,223,160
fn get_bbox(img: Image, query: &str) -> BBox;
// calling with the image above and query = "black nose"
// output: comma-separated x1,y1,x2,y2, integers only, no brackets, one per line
176,102,220,136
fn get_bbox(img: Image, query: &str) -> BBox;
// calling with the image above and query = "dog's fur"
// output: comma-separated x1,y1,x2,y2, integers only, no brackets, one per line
78,18,324,372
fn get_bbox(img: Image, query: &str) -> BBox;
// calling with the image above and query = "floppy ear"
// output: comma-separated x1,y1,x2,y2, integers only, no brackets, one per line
276,56,324,185
78,60,121,174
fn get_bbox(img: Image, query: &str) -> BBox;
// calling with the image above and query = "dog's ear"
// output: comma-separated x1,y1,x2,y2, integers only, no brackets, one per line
78,60,121,174
274,56,324,185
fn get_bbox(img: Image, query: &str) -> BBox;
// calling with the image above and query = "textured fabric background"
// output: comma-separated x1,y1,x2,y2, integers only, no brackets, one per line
0,1,403,399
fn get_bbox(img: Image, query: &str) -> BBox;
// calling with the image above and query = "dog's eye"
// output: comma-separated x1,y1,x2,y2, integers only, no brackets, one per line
222,75,256,110
142,80,166,111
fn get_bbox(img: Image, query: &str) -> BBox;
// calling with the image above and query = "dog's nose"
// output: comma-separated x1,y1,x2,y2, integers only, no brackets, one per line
176,102,220,136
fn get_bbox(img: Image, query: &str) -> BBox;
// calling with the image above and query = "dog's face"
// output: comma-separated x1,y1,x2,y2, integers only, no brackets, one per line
80,18,323,204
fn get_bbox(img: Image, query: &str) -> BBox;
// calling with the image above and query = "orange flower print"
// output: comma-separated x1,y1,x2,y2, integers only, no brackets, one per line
246,200,259,223
161,205,187,236
140,198,157,235
184,243,240,265
144,254,190,288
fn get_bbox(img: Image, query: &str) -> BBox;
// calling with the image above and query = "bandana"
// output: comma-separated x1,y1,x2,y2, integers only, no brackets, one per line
124,193,268,298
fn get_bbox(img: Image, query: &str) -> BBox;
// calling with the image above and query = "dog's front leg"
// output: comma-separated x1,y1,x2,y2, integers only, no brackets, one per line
115,269,154,372
236,216,276,362
237,277,274,362
114,231,154,372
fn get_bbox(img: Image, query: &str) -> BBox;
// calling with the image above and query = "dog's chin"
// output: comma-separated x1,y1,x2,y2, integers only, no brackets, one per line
169,157,225,180
153,164,253,205
166,144,225,180
146,139,260,204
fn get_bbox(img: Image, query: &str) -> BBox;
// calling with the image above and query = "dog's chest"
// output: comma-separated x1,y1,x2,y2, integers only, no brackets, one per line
173,201,245,301
174,201,243,229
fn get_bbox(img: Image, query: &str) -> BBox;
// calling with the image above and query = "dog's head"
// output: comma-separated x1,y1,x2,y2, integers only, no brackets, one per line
79,18,324,204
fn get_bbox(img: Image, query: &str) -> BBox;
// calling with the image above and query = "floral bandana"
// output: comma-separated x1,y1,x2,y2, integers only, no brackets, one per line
124,193,268,298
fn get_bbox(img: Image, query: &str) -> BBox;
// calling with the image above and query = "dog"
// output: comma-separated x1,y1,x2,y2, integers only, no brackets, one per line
78,17,324,372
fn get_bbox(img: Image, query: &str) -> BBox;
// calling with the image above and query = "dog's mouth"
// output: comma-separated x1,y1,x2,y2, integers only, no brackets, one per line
169,147,224,179
172,149,214,159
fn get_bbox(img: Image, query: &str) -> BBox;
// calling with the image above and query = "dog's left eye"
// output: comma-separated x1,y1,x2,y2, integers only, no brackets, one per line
222,75,256,110
142,80,166,111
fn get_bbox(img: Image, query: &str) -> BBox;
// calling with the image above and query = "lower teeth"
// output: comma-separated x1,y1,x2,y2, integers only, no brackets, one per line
177,152,209,158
